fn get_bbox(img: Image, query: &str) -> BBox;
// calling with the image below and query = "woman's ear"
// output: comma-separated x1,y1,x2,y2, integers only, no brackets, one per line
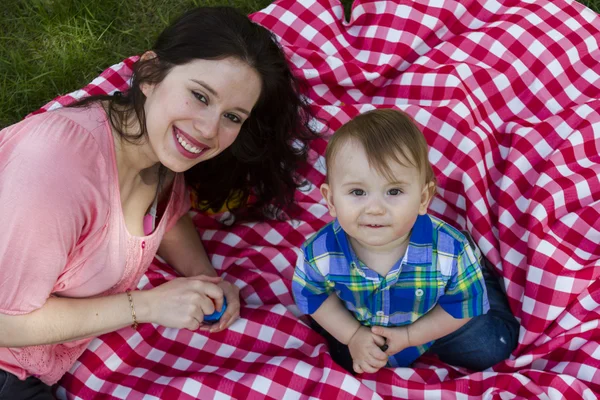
320,183,337,218
418,181,436,215
139,51,159,97
140,50,158,62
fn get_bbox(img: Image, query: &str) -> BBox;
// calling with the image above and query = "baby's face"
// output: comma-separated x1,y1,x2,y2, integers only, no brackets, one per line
321,139,433,252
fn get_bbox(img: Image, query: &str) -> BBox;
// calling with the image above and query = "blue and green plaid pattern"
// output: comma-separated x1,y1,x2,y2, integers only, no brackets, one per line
292,214,489,366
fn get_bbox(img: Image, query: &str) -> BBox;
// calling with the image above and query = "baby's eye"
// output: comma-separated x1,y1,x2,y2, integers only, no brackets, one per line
350,189,366,196
224,113,241,124
192,91,208,105
388,188,403,196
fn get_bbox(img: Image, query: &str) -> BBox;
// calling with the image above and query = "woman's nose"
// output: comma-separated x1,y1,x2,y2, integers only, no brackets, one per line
194,114,219,140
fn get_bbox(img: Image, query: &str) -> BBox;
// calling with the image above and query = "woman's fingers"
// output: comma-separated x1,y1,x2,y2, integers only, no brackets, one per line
196,294,217,317
182,280,224,326
188,275,222,284
211,283,241,332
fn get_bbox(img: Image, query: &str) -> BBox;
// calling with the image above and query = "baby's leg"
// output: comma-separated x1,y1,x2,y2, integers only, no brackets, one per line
426,258,520,371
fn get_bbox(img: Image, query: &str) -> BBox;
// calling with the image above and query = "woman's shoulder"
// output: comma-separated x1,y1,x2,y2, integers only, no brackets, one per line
2,104,110,172
1,105,113,207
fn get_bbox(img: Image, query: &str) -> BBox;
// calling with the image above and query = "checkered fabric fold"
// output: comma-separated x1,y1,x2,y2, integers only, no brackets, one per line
34,0,599,398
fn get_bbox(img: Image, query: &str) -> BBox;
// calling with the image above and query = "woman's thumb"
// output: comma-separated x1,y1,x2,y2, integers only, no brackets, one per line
189,275,222,283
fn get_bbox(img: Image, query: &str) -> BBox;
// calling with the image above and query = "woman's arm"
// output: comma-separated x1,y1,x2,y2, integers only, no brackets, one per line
158,214,240,331
0,293,145,347
158,214,216,278
0,277,224,348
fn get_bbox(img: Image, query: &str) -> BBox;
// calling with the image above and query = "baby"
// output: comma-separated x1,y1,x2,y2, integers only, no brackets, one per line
293,109,518,373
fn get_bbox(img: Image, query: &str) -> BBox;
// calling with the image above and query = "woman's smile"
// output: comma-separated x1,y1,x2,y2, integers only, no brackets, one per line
172,126,208,159
141,57,262,172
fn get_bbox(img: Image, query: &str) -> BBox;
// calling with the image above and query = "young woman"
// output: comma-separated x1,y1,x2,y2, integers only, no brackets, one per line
0,6,318,398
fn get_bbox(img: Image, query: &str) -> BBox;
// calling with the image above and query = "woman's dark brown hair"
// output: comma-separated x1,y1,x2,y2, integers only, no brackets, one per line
74,6,319,221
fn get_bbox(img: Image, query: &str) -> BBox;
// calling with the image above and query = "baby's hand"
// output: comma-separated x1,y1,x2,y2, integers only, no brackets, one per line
371,325,410,356
347,326,388,373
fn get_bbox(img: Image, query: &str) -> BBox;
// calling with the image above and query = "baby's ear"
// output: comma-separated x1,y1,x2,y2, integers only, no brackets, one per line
320,183,337,218
419,181,436,215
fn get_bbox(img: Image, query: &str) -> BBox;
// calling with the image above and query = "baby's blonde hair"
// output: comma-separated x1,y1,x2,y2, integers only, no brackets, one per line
325,108,436,191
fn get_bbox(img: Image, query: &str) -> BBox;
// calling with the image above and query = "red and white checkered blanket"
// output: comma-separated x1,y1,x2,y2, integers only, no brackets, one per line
34,0,600,398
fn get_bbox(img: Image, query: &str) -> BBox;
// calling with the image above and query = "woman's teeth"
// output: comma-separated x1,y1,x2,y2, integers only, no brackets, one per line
176,134,202,154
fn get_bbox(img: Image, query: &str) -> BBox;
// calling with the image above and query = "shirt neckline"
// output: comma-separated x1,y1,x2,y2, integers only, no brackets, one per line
332,215,433,279
96,102,177,239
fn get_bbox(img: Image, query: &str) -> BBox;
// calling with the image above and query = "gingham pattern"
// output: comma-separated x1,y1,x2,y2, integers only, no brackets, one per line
29,0,598,398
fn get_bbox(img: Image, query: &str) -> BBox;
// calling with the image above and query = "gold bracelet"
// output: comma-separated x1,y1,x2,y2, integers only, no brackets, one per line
126,290,139,330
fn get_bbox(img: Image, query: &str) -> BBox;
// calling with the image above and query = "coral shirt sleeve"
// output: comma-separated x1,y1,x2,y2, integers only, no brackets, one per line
0,113,105,315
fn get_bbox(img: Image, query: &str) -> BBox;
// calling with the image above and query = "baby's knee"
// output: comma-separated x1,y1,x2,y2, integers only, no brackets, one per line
469,333,515,370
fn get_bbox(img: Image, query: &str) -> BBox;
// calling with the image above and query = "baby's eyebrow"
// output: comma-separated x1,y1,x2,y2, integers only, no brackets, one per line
341,181,365,186
387,180,409,185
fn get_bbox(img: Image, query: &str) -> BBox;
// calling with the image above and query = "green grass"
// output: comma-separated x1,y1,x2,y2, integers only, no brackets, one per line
0,0,598,128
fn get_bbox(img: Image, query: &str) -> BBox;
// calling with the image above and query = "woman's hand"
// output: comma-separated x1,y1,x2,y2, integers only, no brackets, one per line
139,275,224,331
201,280,241,332
348,326,388,374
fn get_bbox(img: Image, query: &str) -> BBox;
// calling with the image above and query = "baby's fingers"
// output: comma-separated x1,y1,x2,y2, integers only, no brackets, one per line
369,355,388,370
372,333,386,347
359,362,379,374
370,347,389,361
353,362,363,374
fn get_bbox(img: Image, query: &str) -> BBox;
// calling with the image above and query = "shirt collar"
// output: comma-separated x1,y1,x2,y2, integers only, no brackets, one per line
332,214,433,271
405,214,433,266
332,219,361,269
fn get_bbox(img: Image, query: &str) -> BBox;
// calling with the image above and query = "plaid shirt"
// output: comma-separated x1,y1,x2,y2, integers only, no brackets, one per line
292,214,489,366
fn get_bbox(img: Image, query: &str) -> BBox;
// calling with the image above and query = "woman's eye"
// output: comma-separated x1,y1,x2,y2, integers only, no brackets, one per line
224,113,241,124
388,188,402,196
350,189,365,196
192,91,208,105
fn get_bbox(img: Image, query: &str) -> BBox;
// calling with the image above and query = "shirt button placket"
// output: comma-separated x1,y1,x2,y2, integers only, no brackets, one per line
376,287,386,323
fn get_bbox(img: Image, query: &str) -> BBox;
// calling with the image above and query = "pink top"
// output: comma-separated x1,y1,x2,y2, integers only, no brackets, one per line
0,103,190,385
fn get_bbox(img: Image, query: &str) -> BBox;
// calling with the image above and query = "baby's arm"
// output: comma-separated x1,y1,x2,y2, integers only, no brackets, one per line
371,305,470,355
313,294,388,373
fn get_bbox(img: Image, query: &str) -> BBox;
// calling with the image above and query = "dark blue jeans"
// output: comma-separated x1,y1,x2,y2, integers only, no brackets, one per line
311,257,520,373
426,257,520,370
0,370,54,400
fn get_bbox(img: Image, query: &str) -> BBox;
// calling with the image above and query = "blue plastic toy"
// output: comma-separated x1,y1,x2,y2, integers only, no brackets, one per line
203,297,227,323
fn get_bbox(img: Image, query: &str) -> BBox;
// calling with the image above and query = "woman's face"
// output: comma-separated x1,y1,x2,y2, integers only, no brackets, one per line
140,56,262,172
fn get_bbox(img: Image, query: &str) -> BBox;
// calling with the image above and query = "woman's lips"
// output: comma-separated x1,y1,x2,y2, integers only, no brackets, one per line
174,126,208,149
172,127,207,159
